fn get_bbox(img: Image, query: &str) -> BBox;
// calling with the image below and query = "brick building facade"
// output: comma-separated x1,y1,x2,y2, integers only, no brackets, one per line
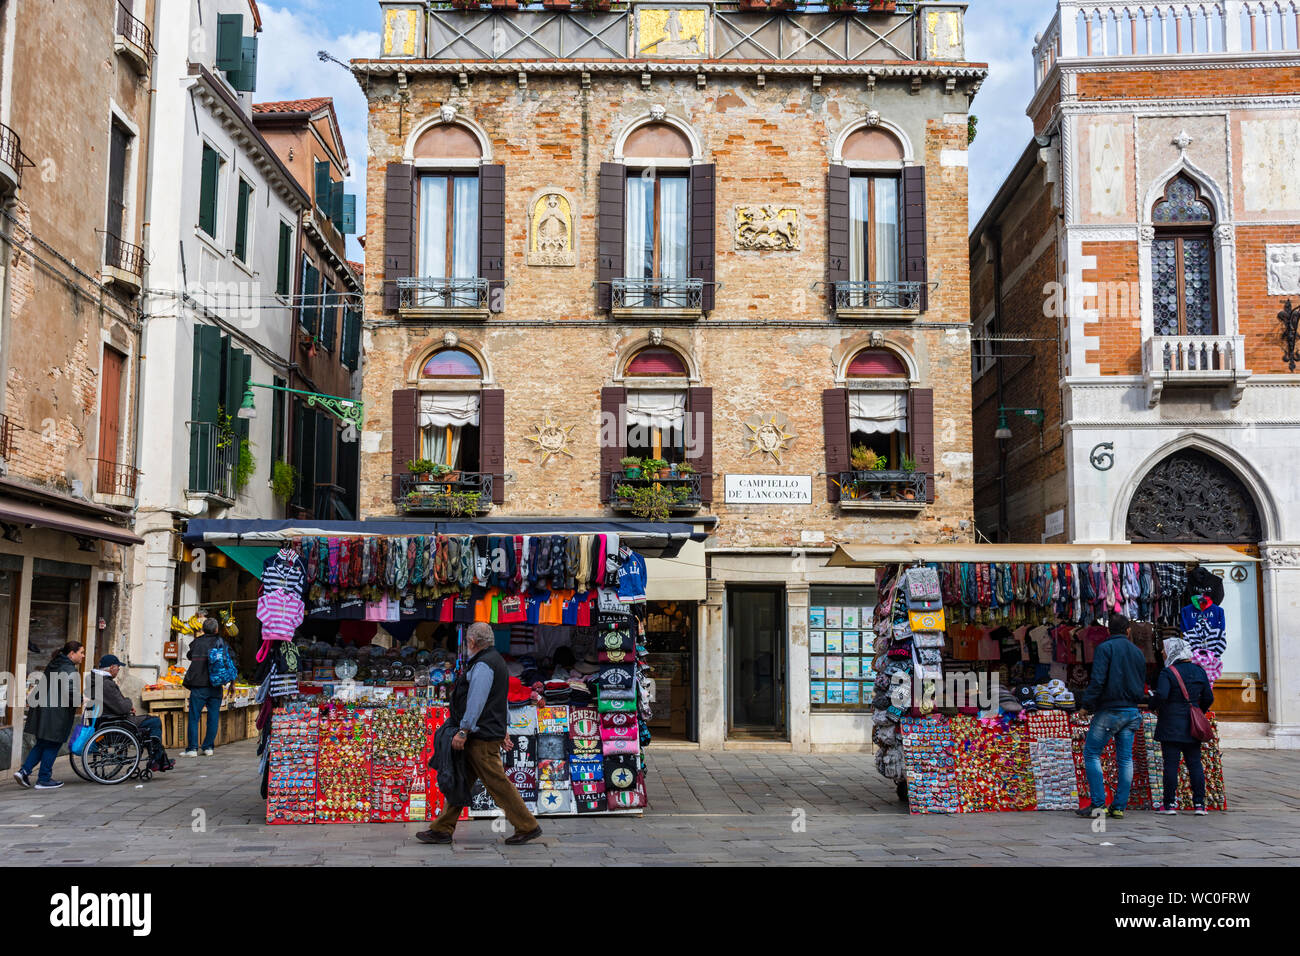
357,2,983,749
970,0,1300,747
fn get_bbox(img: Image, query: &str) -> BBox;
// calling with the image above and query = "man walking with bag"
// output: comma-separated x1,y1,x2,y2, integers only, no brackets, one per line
417,623,543,846
1076,613,1148,820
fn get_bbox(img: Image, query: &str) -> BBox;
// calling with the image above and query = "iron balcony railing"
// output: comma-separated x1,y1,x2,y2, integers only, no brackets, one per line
837,469,926,503
105,233,146,278
91,458,140,499
0,413,22,461
611,277,703,310
0,122,23,189
187,421,238,501
396,471,494,514
608,472,704,511
397,276,489,310
833,280,923,311
116,1,155,54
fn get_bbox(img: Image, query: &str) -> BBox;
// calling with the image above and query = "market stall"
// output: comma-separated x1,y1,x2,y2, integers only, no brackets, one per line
183,521,688,824
825,543,1247,813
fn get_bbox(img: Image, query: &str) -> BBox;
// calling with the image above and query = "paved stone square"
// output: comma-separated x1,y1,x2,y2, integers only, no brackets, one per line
1,743,1297,866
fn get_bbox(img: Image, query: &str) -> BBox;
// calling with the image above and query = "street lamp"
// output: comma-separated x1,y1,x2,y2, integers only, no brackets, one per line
994,405,1044,441
238,382,364,429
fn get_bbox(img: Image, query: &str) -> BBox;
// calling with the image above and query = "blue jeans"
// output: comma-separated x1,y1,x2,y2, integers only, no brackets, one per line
1083,707,1142,808
137,715,162,743
22,738,61,786
187,688,222,751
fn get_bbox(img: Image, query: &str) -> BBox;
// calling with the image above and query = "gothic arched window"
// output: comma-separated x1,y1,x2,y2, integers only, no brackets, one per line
1152,175,1216,337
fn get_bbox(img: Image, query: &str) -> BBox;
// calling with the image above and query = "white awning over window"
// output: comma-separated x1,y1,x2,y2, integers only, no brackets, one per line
419,392,480,428
849,390,907,434
626,390,686,430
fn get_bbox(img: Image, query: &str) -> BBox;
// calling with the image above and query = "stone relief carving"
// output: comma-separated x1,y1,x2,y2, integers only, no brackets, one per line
1241,118,1300,212
743,413,797,464
1089,122,1126,218
526,188,578,267
734,205,800,251
1263,547,1300,569
526,415,575,465
1266,244,1300,295
636,8,709,58
438,104,458,124
383,6,420,57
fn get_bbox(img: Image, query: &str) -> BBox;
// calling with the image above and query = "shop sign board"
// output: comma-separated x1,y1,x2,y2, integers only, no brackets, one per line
724,474,812,504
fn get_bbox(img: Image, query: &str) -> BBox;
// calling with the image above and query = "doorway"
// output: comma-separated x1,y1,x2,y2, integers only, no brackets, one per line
642,600,697,742
726,587,786,738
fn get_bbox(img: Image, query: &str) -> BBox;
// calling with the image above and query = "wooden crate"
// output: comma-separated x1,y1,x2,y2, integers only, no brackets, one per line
155,704,260,751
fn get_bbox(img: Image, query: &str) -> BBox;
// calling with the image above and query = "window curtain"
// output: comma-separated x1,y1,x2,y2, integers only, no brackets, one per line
452,175,479,305
849,390,908,434
659,176,688,280
418,177,448,286
420,426,461,469
626,176,653,304
625,390,686,429
849,176,869,286
874,177,900,283
418,392,480,427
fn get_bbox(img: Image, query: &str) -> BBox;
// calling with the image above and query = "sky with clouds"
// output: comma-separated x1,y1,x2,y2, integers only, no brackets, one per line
255,0,1053,256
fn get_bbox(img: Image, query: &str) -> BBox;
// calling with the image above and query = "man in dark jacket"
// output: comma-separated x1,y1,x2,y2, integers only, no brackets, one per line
1151,636,1214,814
14,641,84,790
92,655,171,769
181,618,224,757
1076,613,1148,819
417,623,542,846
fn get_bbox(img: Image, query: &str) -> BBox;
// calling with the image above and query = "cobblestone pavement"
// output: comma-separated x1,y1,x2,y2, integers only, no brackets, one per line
2,742,1297,866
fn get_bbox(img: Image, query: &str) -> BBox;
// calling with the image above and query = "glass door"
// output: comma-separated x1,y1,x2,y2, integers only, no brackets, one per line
727,587,786,737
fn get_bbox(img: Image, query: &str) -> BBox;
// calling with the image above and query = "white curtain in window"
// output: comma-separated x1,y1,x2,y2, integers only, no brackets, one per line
849,390,908,434
418,177,448,280
625,390,686,430
874,177,900,283
626,176,652,306
849,176,869,284
452,176,479,279
420,425,462,468
418,392,480,428
660,176,688,280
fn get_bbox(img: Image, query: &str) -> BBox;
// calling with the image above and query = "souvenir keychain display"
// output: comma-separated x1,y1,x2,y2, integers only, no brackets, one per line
316,708,373,823
266,711,319,825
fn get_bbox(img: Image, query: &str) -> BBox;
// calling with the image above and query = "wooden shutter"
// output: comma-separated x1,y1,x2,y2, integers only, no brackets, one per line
827,165,850,302
190,325,223,491
689,164,716,312
903,165,928,311
330,180,345,231
234,179,251,261
106,123,129,240
599,386,627,502
301,264,319,334
237,350,252,442
391,389,417,501
215,14,243,71
321,288,337,351
687,386,713,504
292,400,313,511
342,308,361,371
908,387,935,502
229,36,259,93
198,146,219,237
821,387,849,503
479,164,506,312
276,222,292,296
597,162,625,311
271,377,286,464
341,194,357,235
98,348,125,465
315,161,331,213
383,163,415,311
479,388,505,505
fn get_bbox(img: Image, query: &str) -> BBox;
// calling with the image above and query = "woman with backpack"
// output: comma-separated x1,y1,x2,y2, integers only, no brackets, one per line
181,617,235,757
13,641,85,790
1150,636,1215,815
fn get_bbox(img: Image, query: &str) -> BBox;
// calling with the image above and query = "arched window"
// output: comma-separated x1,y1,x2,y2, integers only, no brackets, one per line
845,128,905,306
622,346,689,464
1152,175,1216,337
412,121,483,307
417,348,481,470
846,348,910,470
621,121,694,308
1126,449,1260,542
625,347,688,377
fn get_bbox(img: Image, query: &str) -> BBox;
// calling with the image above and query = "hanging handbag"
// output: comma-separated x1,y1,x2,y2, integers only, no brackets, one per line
1166,665,1214,743
69,718,95,756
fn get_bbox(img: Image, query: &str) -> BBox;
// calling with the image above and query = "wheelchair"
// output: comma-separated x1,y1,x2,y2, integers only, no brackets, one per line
68,707,159,785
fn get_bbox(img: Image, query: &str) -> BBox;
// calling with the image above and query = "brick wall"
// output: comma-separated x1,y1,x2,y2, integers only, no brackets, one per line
1077,67,1300,101
1080,240,1142,375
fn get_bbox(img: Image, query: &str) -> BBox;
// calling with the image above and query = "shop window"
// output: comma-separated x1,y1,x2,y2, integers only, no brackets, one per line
847,348,910,469
808,587,877,710
27,571,86,677
1151,175,1216,337
0,567,16,724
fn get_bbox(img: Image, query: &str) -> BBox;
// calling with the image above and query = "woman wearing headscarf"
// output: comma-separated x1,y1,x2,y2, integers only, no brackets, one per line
1150,636,1214,815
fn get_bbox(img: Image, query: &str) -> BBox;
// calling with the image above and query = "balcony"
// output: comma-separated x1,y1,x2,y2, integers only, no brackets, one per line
610,278,704,321
0,413,22,466
608,472,703,517
1142,334,1250,407
836,469,927,511
0,122,23,195
91,458,140,508
114,1,155,74
832,280,923,320
186,421,238,505
103,233,146,293
395,471,494,515
397,277,490,320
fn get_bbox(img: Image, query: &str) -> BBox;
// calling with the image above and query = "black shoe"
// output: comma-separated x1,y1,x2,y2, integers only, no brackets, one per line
504,825,543,846
415,830,453,845
1074,803,1104,818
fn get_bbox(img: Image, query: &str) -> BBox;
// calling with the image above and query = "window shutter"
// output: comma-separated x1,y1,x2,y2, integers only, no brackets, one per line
331,180,345,231
315,161,332,213
902,165,928,312
221,338,241,424
228,36,258,92
276,222,292,296
271,377,286,465
301,264,319,334
321,288,337,351
599,386,627,502
237,351,252,443
689,164,716,312
687,386,713,504
597,163,625,312
383,163,415,311
479,164,506,312
342,308,361,371
479,389,505,505
215,14,243,71
341,194,357,235
821,387,849,503
827,165,850,301
314,414,334,514
198,146,220,237
292,400,314,511
908,387,935,502
234,179,251,262
190,325,223,491
390,389,418,501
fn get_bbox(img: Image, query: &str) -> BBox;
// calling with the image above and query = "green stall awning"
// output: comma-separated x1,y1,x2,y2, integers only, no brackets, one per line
214,544,278,579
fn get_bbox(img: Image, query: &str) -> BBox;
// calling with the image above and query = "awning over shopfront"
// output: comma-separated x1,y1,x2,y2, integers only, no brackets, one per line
0,496,143,546
825,542,1256,567
213,544,279,579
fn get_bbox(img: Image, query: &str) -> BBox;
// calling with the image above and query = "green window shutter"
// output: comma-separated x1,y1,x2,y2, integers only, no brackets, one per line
342,308,360,370
190,325,223,491
331,180,345,231
276,222,292,296
321,288,337,351
292,400,314,511
216,14,243,71
341,194,357,235
227,36,259,93
314,161,331,214
198,145,220,237
271,377,286,464
300,262,319,333
234,180,252,262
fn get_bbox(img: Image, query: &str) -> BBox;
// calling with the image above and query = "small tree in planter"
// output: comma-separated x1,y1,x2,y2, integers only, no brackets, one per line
271,461,299,503
620,456,643,479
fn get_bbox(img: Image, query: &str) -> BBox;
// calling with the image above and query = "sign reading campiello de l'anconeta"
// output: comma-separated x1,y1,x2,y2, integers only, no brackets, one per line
724,475,813,505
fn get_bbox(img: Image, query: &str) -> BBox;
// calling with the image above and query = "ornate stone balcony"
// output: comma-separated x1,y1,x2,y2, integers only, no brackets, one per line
1142,333,1250,407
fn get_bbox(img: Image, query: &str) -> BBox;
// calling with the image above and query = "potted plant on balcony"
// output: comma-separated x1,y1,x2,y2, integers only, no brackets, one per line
614,482,687,522
676,462,696,476
542,0,573,8
408,458,440,483
573,0,611,12
446,491,482,517
897,456,918,501
643,457,671,480
448,0,486,10
620,456,643,479
826,0,858,13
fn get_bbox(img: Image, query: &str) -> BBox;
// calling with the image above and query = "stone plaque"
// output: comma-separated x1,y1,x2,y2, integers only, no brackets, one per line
734,205,800,251
527,189,578,267
381,4,422,57
725,475,813,505
1267,244,1300,295
635,6,710,58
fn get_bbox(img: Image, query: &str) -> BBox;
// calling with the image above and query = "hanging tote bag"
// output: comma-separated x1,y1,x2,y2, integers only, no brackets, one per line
1167,666,1214,743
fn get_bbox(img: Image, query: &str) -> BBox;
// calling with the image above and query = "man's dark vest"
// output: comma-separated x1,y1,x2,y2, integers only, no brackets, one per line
450,647,509,741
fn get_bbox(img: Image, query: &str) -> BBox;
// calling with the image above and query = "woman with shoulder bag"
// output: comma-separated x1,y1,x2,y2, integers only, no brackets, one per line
1150,636,1215,815
13,641,85,790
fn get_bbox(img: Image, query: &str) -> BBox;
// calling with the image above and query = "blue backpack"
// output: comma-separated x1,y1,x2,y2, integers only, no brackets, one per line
207,640,238,687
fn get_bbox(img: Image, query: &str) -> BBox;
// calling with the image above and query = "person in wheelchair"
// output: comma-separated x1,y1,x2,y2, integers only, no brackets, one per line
91,655,174,772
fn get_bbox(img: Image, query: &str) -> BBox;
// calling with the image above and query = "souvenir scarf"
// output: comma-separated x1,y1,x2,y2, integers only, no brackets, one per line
456,536,475,591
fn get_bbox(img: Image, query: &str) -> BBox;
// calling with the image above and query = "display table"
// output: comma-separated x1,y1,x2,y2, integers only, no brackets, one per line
142,687,259,750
